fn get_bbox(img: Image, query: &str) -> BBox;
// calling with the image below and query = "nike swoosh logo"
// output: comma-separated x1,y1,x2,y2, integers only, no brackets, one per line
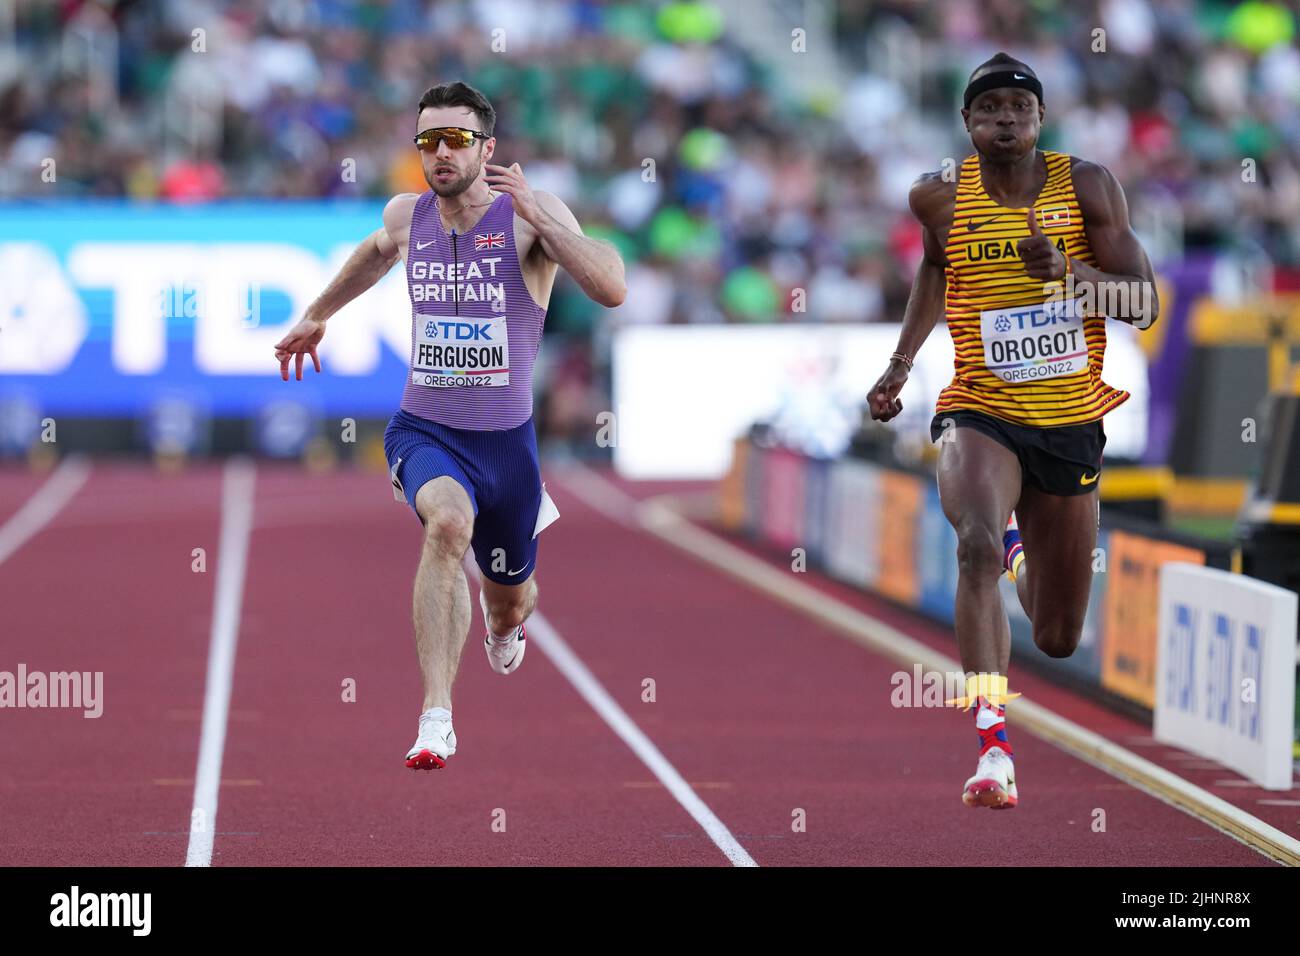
1080,472,1099,486
966,214,1010,232
415,240,434,250
1013,73,1026,80
507,565,528,576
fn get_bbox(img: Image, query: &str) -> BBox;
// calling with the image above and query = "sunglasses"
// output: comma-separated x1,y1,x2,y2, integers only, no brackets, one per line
413,127,490,151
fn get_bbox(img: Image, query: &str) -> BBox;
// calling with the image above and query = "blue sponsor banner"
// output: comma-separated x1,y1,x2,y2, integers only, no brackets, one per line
734,438,1125,706
917,480,958,622
803,455,831,566
823,458,858,585
0,200,417,416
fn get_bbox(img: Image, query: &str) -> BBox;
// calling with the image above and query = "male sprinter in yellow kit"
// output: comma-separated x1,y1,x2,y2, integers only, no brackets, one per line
866,54,1159,808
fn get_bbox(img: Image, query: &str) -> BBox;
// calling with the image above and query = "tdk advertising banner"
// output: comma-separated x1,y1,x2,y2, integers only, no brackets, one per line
0,201,410,415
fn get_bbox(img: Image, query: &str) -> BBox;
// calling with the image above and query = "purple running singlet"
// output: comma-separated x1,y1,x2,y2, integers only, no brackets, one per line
400,191,548,431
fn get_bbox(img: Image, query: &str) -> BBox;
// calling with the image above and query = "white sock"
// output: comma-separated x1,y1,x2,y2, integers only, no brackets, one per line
421,706,452,722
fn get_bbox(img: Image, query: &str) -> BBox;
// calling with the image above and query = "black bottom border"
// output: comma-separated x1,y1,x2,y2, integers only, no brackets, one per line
1,865,1290,940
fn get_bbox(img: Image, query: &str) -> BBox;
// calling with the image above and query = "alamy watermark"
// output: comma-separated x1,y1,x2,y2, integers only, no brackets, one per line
1,664,103,718
1044,273,1156,329
891,665,1017,708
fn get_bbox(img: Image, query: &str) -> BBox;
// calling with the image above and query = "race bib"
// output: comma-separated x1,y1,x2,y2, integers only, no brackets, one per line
411,313,510,388
981,297,1088,384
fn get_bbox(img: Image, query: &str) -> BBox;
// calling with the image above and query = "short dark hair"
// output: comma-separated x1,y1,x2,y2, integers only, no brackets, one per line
417,82,496,137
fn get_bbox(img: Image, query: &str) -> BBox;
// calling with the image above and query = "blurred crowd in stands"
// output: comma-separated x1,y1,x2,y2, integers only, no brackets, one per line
3,0,1297,448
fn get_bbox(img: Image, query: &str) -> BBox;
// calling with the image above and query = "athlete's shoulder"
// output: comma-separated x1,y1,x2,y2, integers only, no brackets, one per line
383,192,422,229
1066,157,1125,202
1066,159,1128,219
908,170,956,227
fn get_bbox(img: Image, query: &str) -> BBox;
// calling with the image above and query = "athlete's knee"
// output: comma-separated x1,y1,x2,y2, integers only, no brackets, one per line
953,520,1004,580
1032,615,1084,658
420,504,472,557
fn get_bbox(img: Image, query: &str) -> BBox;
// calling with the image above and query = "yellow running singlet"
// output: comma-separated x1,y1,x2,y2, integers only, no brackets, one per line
935,150,1129,428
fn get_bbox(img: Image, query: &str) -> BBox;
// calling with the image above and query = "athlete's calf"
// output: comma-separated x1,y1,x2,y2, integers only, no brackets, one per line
1016,485,1099,660
481,575,537,637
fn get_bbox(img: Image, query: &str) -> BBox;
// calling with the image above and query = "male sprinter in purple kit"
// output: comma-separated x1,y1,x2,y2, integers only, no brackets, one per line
274,82,626,770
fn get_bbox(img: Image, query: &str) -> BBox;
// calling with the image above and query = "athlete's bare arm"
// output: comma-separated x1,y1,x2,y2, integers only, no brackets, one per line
379,192,419,263
1028,159,1159,329
867,172,954,422
484,162,626,308
273,193,415,381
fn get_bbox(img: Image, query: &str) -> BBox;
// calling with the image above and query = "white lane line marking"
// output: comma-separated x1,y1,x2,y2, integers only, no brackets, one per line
185,458,256,868
0,457,92,566
549,463,638,527
527,611,757,867
562,464,1300,866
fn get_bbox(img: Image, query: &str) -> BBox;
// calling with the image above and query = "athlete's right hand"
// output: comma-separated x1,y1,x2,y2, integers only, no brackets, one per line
867,361,908,422
274,316,325,381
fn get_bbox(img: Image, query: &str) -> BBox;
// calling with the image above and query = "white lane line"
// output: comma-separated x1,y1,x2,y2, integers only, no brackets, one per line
185,458,256,868
527,611,757,867
561,463,1300,866
0,457,92,566
551,463,638,528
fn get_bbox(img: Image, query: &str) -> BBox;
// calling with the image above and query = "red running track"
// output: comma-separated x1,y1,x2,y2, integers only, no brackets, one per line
0,460,1292,866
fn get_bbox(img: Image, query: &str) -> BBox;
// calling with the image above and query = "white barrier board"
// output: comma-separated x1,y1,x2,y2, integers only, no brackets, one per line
610,323,1148,479
1155,563,1296,790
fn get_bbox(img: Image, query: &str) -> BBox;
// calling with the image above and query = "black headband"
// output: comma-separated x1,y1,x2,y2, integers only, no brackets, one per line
963,70,1043,109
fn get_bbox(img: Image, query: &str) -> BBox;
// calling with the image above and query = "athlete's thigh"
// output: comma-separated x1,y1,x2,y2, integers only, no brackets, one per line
936,424,1023,532
1015,483,1097,618
471,482,542,585
468,423,543,587
386,412,479,525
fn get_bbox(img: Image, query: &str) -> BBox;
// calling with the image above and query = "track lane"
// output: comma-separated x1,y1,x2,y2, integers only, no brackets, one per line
213,465,743,866
2,462,1283,867
0,463,223,865
535,468,1275,866
0,466,52,526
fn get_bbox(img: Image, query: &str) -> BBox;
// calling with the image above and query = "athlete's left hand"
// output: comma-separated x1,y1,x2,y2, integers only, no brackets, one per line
484,163,541,223
1017,208,1067,281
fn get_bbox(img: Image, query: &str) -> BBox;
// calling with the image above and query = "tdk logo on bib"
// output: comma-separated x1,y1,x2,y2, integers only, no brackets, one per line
981,296,1088,384
424,319,495,341
412,313,510,388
